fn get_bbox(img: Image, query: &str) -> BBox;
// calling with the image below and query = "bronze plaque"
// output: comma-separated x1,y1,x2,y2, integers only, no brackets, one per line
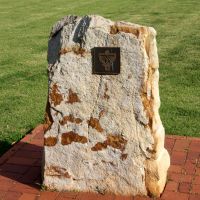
92,47,120,75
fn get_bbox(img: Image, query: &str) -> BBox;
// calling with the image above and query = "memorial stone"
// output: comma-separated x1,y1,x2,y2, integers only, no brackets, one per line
43,15,170,197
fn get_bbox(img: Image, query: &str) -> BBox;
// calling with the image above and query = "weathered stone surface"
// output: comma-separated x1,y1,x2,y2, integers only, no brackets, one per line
43,15,170,197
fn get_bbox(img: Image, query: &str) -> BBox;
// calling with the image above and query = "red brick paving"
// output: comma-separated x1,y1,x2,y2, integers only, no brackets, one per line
18,193,38,200
179,182,191,193
37,191,59,200
189,194,200,200
165,181,178,192
1,125,200,199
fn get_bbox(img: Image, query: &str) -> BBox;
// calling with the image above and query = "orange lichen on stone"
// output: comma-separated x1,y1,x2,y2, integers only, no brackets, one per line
61,131,87,145
106,135,127,151
66,89,81,104
121,153,128,161
103,83,110,100
87,117,103,132
59,48,69,55
59,46,86,56
99,110,105,118
44,101,53,132
60,114,82,125
91,142,107,151
46,165,71,178
91,134,127,152
110,24,140,38
50,83,63,106
62,171,71,178
72,46,86,56
44,136,57,146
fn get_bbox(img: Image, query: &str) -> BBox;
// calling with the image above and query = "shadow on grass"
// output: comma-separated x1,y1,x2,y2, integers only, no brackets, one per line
0,127,36,157
0,141,12,157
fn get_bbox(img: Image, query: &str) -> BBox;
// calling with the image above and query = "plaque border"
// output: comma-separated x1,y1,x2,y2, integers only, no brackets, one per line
92,47,120,75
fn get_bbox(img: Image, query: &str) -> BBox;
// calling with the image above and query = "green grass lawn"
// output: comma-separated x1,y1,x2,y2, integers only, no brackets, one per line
0,0,199,156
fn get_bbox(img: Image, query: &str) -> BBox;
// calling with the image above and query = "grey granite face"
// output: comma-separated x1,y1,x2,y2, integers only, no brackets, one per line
43,15,170,197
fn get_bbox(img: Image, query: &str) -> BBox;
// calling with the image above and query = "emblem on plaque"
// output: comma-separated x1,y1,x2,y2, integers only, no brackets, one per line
92,47,120,75
99,50,116,71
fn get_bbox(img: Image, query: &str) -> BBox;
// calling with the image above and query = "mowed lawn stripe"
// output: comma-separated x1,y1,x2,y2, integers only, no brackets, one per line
0,0,199,156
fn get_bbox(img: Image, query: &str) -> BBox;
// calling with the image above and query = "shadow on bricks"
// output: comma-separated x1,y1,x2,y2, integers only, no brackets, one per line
0,128,44,192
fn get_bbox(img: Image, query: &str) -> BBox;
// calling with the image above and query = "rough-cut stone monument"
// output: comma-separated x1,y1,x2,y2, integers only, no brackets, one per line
43,15,170,197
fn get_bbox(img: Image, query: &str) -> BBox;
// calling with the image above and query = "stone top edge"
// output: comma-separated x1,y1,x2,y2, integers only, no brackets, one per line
49,15,157,39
